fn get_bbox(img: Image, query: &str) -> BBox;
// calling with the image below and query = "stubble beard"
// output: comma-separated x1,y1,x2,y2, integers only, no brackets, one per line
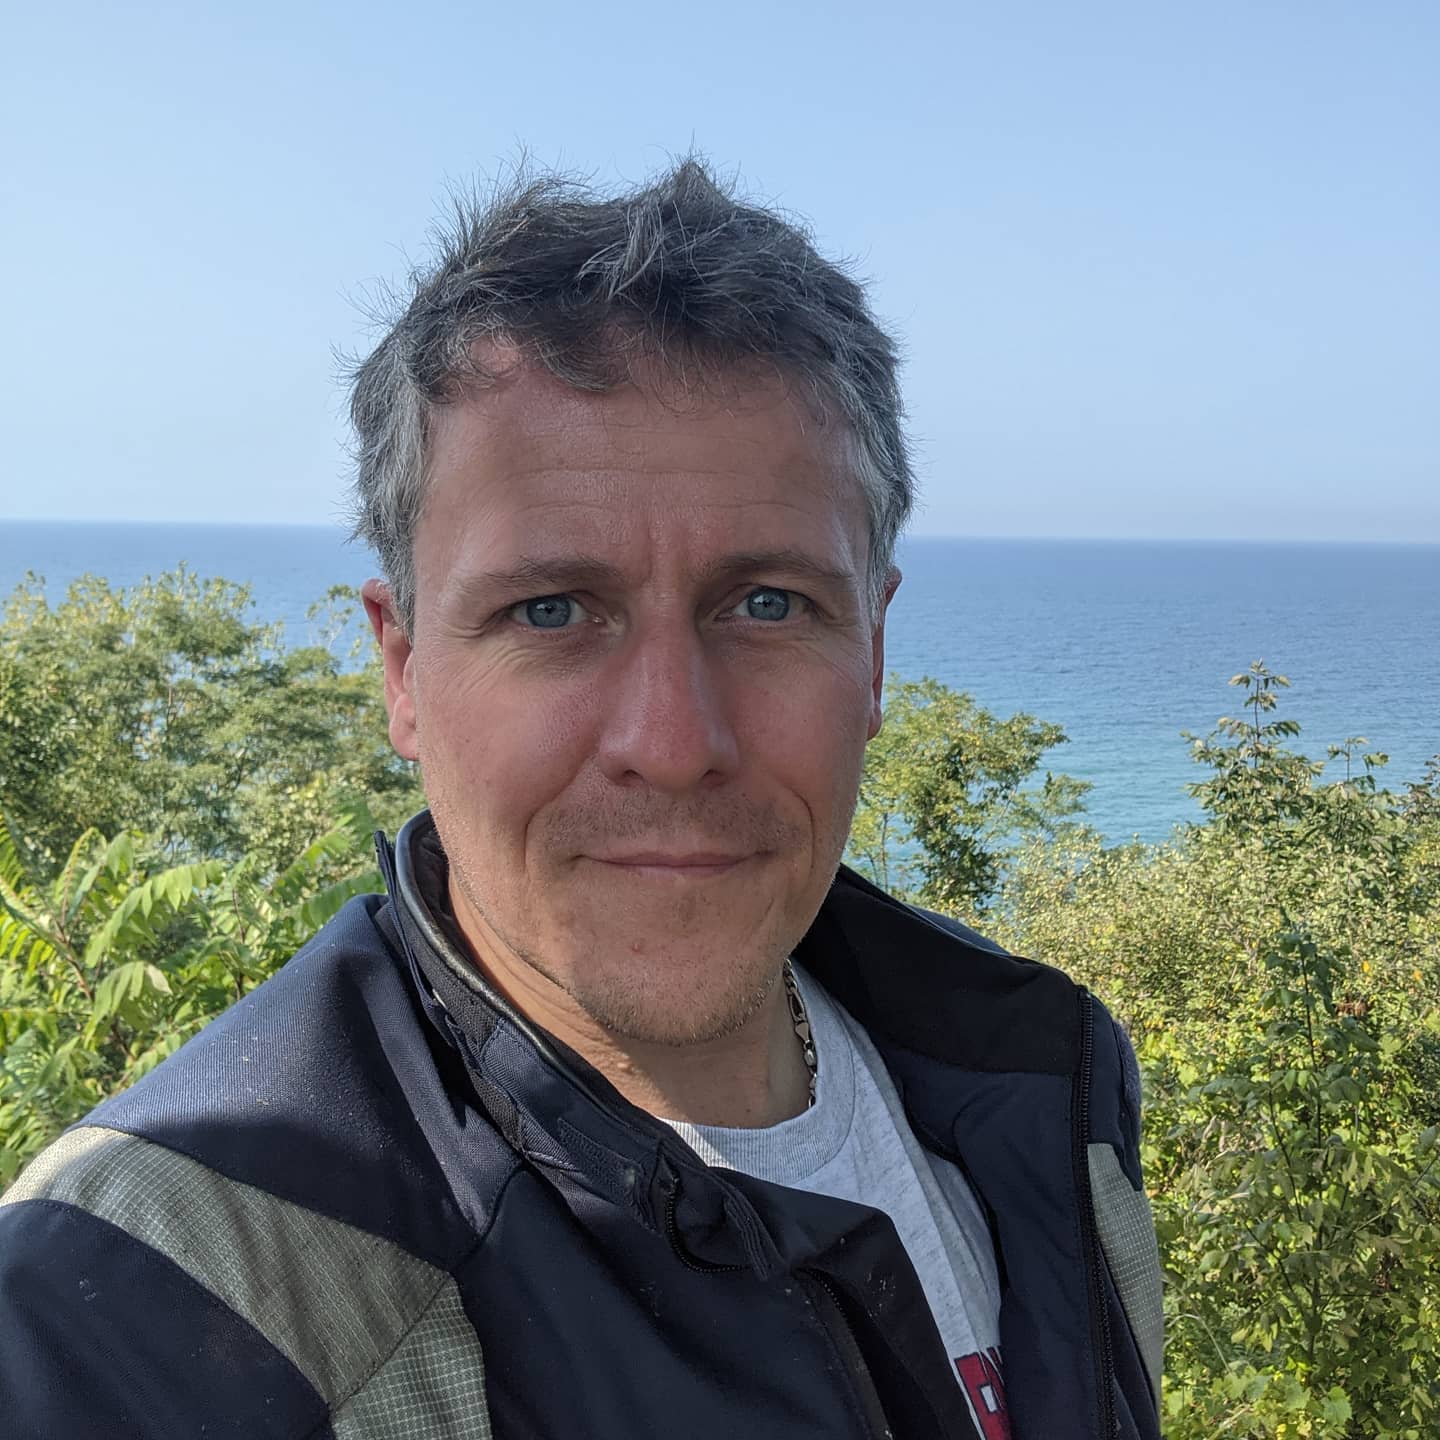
426,769,862,1048
449,856,791,1047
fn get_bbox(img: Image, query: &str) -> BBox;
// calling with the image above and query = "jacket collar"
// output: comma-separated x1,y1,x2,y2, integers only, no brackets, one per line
792,864,1079,1076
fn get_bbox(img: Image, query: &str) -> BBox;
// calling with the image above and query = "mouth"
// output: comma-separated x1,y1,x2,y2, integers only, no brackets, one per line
586,852,757,880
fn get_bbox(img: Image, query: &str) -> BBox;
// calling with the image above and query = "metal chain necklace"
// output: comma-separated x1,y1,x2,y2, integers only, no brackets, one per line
782,959,818,1108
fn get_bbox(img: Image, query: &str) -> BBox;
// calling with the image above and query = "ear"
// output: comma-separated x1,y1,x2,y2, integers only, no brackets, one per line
867,567,902,740
362,579,420,762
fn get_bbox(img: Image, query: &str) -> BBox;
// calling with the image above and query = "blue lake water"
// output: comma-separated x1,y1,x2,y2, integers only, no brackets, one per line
2,521,1437,845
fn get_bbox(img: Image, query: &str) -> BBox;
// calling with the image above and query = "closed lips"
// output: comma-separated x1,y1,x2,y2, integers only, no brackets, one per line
592,853,752,867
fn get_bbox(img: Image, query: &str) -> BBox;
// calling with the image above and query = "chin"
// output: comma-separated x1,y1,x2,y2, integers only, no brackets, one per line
554,940,782,1048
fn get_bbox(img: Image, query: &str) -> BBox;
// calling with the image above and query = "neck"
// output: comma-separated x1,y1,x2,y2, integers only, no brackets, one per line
446,880,812,1128
564,990,811,1128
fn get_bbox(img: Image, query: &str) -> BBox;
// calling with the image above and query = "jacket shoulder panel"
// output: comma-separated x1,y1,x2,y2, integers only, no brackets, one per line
0,1193,329,1438
3,1123,493,1435
1086,998,1144,1179
1084,999,1164,1420
86,895,483,1267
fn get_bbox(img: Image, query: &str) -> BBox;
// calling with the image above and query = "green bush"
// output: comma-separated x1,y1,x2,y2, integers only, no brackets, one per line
847,675,1090,906
934,664,1440,1436
1144,931,1439,1438
0,808,378,1183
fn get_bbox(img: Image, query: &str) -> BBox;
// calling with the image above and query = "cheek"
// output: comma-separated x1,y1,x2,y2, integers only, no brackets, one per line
738,651,874,801
415,654,598,840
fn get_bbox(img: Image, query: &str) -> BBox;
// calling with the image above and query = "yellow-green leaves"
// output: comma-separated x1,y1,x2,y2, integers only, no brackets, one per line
0,812,379,1188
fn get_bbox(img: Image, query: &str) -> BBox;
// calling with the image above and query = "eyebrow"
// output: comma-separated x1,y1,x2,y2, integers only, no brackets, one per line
454,548,859,600
453,555,628,599
701,549,858,591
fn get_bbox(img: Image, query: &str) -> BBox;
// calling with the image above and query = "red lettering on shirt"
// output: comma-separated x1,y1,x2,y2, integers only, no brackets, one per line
955,1347,1010,1439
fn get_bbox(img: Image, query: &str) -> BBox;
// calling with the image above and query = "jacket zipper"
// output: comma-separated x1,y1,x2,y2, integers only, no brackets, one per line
1076,989,1118,1437
660,1167,746,1274
798,1270,894,1440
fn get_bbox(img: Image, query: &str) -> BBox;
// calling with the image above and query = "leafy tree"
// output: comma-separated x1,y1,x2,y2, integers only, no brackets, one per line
0,567,409,1182
848,676,1090,907
1185,662,1321,836
0,570,421,869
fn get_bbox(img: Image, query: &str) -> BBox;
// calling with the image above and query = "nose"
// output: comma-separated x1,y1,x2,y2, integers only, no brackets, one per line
595,619,741,792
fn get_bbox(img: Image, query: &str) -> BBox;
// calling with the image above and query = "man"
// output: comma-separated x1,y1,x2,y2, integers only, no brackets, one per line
0,160,1162,1438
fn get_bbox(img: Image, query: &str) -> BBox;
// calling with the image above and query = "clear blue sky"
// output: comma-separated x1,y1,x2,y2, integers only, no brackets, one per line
3,1,1436,540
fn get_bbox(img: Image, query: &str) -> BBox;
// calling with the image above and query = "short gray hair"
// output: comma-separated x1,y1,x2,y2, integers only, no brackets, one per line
347,158,913,632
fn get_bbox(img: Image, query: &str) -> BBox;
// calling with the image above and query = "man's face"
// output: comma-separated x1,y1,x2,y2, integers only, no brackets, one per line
372,359,893,1047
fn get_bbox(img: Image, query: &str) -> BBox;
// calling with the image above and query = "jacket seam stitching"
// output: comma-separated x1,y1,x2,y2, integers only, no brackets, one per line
302,1228,494,1440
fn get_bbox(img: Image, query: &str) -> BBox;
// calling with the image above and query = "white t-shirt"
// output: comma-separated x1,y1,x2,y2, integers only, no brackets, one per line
664,965,1012,1437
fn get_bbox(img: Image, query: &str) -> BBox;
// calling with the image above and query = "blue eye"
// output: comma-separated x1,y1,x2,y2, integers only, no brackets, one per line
514,595,587,629
742,588,792,621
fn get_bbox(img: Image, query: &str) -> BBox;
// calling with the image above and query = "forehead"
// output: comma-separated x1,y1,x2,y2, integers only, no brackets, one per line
418,359,868,576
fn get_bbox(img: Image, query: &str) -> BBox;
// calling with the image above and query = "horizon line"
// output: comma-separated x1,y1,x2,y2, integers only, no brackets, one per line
4,517,1440,548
